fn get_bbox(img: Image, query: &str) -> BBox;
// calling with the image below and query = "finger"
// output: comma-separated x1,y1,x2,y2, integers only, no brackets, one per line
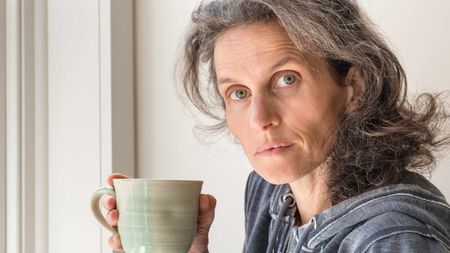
112,233,124,251
107,209,119,226
190,194,216,251
199,194,216,213
197,194,216,234
102,195,116,210
107,173,129,187
207,194,217,209
108,234,124,251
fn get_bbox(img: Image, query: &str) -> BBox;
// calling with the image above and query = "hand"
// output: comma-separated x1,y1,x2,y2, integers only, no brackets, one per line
188,193,216,253
103,173,217,253
104,173,129,251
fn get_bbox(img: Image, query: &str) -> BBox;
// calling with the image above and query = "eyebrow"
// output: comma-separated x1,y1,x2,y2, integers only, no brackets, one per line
217,56,300,86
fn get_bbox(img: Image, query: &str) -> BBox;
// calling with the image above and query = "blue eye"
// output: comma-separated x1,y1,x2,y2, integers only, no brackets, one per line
229,89,249,100
277,74,297,87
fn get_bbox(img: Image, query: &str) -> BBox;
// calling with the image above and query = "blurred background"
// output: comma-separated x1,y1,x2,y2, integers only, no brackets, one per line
1,0,449,253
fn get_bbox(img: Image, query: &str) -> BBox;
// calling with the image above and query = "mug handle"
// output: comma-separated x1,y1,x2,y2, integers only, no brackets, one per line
91,188,118,233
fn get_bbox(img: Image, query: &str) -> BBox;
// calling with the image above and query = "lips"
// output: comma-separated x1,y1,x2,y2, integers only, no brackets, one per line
255,142,294,156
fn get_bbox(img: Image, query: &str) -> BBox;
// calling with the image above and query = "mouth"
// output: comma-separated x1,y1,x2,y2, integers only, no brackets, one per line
255,142,294,156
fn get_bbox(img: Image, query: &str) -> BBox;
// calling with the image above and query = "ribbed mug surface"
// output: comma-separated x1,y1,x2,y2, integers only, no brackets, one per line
114,179,203,253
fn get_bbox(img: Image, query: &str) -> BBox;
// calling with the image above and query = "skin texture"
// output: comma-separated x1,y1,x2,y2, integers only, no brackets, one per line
215,22,358,224
104,21,364,250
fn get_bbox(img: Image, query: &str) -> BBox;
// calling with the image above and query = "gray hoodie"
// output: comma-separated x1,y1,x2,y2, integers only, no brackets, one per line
243,171,450,253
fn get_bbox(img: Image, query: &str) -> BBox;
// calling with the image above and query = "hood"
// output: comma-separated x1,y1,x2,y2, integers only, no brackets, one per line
269,172,450,252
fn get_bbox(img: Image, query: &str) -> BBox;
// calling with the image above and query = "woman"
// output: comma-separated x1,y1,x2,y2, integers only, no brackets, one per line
103,0,450,252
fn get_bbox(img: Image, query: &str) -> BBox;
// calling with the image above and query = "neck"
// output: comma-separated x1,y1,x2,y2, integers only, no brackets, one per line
289,163,331,225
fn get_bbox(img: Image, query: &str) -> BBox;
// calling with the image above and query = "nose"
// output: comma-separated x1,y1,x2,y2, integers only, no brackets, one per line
250,94,280,131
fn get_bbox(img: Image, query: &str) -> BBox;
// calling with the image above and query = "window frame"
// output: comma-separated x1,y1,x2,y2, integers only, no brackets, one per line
1,0,135,252
0,0,7,251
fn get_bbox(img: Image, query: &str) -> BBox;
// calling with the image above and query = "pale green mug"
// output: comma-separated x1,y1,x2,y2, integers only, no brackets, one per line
91,179,203,253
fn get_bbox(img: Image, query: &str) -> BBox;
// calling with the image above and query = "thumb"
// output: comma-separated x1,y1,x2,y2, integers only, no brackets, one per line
189,194,216,253
197,194,216,234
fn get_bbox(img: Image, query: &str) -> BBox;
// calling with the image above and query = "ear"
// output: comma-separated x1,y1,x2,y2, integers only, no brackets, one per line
343,66,365,113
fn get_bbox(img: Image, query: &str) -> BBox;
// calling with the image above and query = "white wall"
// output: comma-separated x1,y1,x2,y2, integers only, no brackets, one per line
134,1,450,252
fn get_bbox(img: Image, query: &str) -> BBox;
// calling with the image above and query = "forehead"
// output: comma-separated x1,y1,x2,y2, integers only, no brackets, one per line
213,22,300,65
213,22,325,80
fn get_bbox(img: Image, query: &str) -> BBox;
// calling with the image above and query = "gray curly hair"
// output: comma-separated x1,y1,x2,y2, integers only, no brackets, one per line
177,0,449,203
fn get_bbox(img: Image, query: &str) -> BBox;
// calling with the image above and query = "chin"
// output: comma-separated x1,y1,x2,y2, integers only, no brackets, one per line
255,164,304,185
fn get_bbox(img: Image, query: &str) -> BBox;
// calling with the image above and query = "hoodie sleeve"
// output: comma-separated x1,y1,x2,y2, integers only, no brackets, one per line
363,232,449,253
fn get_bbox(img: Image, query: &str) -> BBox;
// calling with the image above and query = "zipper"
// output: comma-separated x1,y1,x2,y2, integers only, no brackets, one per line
280,217,296,253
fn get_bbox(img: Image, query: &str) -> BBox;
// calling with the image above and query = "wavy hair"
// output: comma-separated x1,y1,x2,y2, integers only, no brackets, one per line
177,0,450,203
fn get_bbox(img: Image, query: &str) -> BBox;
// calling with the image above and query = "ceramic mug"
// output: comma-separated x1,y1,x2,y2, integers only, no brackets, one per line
91,179,203,253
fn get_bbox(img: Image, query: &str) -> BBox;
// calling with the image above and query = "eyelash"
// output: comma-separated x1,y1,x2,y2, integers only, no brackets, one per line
273,71,301,88
227,87,250,101
224,71,302,101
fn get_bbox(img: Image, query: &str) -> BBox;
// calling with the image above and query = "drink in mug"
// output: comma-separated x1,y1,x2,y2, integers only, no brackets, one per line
91,179,203,253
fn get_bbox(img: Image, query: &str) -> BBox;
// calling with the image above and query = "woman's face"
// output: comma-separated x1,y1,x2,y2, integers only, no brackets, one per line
214,22,353,184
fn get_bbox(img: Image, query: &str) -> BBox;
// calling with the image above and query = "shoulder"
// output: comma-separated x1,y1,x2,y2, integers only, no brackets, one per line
363,232,449,253
340,211,450,252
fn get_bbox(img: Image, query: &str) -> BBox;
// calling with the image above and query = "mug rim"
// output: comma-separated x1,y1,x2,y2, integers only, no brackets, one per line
112,178,203,184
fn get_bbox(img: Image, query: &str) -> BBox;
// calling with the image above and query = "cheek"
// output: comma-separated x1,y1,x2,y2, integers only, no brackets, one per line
226,111,256,158
310,100,346,149
226,111,246,140
288,97,342,150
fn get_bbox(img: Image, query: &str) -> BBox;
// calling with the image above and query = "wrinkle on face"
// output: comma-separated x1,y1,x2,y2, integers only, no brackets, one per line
213,21,352,184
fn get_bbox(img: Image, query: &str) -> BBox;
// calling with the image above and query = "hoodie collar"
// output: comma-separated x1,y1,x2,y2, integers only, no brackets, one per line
269,173,450,251
305,183,450,249
269,183,297,221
